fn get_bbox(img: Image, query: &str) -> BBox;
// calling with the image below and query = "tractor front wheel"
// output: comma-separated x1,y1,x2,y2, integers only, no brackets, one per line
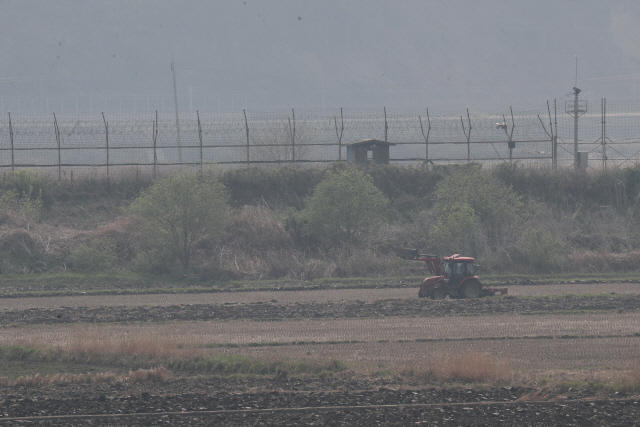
418,288,427,298
462,280,482,299
430,288,446,300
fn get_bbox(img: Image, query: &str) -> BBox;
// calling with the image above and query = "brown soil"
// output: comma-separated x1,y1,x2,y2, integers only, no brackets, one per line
0,291,639,425
0,377,638,426
0,294,638,325
1,282,639,310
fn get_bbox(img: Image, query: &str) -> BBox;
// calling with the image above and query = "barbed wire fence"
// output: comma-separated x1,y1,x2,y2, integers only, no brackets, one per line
0,100,639,182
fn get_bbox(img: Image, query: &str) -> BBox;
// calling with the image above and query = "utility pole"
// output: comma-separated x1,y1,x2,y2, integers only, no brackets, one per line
573,87,580,167
566,87,587,169
171,56,182,164
602,98,607,171
565,58,587,169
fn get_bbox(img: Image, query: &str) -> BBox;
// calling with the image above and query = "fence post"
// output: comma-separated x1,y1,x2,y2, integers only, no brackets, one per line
602,98,607,171
554,100,558,170
466,109,472,162
243,109,250,165
53,113,61,181
384,107,388,142
102,112,109,192
197,110,203,172
153,110,158,178
289,108,296,164
334,107,344,161
419,108,431,165
508,107,515,162
460,109,472,163
539,103,555,168
8,112,14,171
547,101,558,170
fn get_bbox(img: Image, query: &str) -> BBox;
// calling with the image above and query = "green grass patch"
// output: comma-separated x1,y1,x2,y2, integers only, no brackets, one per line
203,340,365,349
167,354,346,377
0,345,347,380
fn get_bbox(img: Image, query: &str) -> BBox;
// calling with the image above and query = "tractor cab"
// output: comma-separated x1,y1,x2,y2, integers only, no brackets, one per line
442,254,476,297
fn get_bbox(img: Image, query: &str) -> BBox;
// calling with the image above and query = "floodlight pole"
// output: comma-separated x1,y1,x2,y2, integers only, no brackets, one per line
171,56,182,164
573,87,580,168
565,87,586,170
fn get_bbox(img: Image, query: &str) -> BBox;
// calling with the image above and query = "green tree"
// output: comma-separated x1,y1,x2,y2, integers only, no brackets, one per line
128,172,229,273
434,165,522,226
432,165,523,248
429,203,477,255
299,168,389,246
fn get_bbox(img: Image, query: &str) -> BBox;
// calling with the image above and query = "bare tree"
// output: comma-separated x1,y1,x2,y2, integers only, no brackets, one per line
252,114,316,165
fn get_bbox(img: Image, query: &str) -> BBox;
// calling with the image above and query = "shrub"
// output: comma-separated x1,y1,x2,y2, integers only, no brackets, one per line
128,172,229,273
133,246,181,276
298,167,390,247
367,164,443,214
219,166,322,208
564,250,640,273
0,185,43,230
515,228,563,273
224,205,293,251
428,203,477,255
70,240,117,272
0,189,17,225
434,164,523,230
0,230,44,273
2,169,53,206
423,164,525,259
81,215,139,262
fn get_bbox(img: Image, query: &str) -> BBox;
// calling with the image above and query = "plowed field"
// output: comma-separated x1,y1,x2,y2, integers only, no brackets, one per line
0,282,639,425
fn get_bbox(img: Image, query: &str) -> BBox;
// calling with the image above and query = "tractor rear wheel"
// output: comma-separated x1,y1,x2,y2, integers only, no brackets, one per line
430,288,446,300
462,280,482,299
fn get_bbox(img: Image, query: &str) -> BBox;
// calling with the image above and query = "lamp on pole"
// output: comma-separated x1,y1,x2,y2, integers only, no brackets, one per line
565,87,587,169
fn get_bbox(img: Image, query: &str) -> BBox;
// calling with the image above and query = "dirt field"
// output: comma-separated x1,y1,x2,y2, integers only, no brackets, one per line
2,311,640,348
1,281,638,310
0,282,639,425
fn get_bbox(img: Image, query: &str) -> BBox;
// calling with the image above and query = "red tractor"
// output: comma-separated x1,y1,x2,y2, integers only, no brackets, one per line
397,249,507,299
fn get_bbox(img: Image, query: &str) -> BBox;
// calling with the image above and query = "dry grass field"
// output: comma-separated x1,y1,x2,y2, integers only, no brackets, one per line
3,318,638,378
2,312,639,347
1,292,639,384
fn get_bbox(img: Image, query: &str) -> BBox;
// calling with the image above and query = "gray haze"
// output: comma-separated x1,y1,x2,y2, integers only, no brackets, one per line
1,0,640,113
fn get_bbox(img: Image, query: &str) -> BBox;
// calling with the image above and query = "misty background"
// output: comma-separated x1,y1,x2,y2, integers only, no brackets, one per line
1,0,639,114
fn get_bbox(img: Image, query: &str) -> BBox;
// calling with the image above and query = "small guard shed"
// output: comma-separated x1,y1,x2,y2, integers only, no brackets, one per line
345,139,395,165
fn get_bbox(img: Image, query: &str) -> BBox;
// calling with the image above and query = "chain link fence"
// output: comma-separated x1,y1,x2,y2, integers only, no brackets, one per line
0,101,638,177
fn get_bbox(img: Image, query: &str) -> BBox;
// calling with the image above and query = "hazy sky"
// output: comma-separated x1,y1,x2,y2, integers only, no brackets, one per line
1,0,639,113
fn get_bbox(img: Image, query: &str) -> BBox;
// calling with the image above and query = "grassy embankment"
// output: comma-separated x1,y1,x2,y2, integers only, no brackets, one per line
4,163,640,280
